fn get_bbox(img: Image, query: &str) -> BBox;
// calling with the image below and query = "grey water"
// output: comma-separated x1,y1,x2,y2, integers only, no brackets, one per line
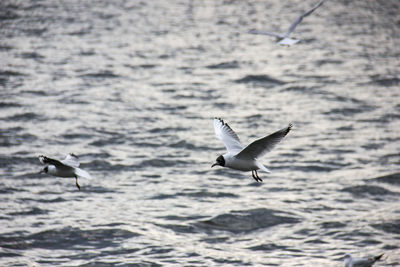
1,0,399,266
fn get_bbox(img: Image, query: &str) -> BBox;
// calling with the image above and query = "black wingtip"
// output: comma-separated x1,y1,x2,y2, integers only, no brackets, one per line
286,123,293,135
69,153,79,159
374,254,384,261
215,117,225,125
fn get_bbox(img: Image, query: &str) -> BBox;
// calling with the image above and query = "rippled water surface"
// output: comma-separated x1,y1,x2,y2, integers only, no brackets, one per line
1,0,400,266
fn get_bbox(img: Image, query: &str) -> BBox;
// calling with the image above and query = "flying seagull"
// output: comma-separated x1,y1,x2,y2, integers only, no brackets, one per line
344,253,383,267
211,118,292,182
249,0,324,45
39,154,91,190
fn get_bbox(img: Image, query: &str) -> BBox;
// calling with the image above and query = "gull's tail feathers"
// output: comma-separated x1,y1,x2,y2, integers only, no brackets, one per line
74,168,92,180
256,162,271,173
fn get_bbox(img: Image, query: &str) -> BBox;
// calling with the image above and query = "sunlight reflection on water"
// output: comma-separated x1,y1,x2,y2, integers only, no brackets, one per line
1,0,399,266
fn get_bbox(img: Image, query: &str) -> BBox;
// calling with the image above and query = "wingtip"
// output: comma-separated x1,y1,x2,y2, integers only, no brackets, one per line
38,155,46,164
374,254,384,261
314,0,324,9
214,117,225,124
283,123,293,136
69,153,79,159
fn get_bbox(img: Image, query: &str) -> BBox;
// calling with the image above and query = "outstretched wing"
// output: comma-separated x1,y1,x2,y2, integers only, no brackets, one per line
38,155,64,167
236,123,292,160
284,0,324,37
249,29,282,38
61,153,80,168
213,118,243,153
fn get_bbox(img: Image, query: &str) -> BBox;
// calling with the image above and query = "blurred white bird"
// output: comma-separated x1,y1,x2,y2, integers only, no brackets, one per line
249,0,324,46
39,154,91,190
344,253,383,267
211,118,292,182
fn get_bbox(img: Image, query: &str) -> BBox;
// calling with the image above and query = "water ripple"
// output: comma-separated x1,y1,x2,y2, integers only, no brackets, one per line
195,208,300,233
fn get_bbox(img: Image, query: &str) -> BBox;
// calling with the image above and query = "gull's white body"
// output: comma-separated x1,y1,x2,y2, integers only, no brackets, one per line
222,153,264,172
45,164,90,179
344,254,383,267
279,38,300,46
212,118,291,181
249,0,324,46
39,154,91,190
45,165,73,177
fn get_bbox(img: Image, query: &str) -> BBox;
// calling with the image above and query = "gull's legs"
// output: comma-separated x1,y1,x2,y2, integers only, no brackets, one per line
252,170,258,182
75,176,81,190
252,170,262,182
255,170,263,182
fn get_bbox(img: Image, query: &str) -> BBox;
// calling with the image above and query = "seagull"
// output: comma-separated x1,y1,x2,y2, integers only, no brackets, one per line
211,118,292,182
249,0,324,46
344,253,384,267
39,154,91,190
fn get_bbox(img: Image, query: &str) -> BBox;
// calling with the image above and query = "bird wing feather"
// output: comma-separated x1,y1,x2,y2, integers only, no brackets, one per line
284,0,324,37
214,118,243,153
39,155,65,168
249,29,283,38
236,124,292,160
61,153,80,168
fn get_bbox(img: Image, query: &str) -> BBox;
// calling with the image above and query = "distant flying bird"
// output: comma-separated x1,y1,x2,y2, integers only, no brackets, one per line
344,253,384,267
249,0,324,45
211,118,292,182
39,154,91,190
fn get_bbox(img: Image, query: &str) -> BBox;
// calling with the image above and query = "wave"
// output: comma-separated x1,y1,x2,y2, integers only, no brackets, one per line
234,74,285,85
342,185,398,197
371,172,400,185
1,227,139,250
195,208,300,233
206,61,239,69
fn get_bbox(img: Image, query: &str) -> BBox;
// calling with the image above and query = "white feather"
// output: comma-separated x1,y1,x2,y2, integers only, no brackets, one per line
213,118,243,153
74,167,92,180
61,153,80,168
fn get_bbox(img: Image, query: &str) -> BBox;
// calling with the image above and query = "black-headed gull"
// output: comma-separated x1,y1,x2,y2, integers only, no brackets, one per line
249,0,324,46
211,118,292,182
344,253,383,267
39,154,91,190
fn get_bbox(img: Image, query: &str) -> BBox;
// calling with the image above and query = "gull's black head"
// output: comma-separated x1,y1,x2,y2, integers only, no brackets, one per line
211,155,225,168
40,166,49,174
